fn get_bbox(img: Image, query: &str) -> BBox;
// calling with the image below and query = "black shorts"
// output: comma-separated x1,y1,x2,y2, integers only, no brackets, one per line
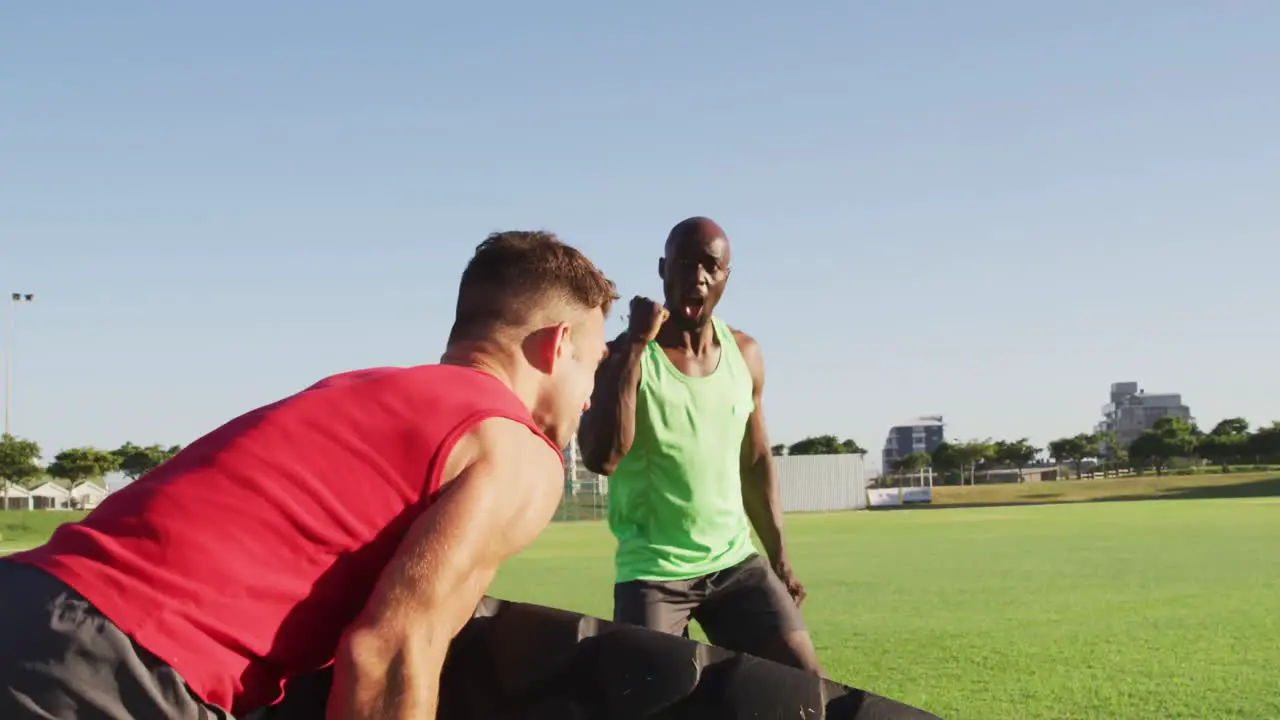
613,554,807,662
0,560,234,719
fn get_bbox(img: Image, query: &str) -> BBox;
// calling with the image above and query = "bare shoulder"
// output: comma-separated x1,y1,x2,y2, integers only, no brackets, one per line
728,326,763,364
441,416,564,488
727,326,766,388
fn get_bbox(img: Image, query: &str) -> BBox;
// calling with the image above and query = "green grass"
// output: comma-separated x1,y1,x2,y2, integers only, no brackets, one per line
926,471,1280,506
0,510,85,554
5,485,1279,718
491,499,1280,719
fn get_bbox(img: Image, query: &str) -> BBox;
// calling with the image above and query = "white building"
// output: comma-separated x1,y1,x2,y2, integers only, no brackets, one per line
1096,381,1193,451
70,481,109,510
27,481,71,510
2,483,32,510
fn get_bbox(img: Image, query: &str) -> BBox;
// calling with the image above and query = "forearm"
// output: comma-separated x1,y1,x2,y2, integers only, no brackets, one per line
328,566,492,720
579,339,646,474
741,456,787,565
328,624,449,720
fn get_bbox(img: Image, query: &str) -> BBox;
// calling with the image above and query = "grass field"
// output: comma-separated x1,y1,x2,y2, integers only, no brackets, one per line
924,470,1280,507
490,499,1280,719
0,510,83,554
4,480,1279,718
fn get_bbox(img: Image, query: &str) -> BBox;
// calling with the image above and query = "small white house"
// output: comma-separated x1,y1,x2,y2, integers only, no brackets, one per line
27,481,71,510
2,483,32,510
70,481,109,510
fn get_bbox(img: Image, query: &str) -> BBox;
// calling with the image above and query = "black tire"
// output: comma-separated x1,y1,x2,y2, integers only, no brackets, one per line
250,597,940,719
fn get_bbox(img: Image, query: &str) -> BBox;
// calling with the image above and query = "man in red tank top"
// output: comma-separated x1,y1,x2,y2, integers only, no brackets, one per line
0,231,617,720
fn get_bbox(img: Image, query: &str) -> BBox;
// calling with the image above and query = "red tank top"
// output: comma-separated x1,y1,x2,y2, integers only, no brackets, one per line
7,364,559,715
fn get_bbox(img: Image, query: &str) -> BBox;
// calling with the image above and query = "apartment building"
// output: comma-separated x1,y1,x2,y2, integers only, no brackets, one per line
882,416,946,471
1095,381,1193,451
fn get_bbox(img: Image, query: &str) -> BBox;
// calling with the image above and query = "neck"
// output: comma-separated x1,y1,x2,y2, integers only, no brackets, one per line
658,317,717,356
440,340,539,412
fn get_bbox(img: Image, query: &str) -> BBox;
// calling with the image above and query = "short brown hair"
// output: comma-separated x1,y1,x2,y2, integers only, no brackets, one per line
448,231,618,344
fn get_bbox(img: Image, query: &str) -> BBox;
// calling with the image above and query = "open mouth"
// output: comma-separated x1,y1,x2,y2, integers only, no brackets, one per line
681,297,706,320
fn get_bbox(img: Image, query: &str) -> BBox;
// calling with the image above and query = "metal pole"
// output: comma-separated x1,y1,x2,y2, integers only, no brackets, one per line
4,293,34,437
4,296,12,437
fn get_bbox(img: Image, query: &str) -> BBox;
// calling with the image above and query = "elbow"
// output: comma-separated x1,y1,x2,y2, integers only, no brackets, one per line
584,436,633,476
583,449,620,476
330,625,447,719
578,429,626,476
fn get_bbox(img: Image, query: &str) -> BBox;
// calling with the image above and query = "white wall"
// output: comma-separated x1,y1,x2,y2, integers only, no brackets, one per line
774,454,867,512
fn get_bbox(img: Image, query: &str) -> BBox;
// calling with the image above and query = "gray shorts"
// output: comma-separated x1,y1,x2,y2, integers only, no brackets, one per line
613,553,807,663
0,560,234,719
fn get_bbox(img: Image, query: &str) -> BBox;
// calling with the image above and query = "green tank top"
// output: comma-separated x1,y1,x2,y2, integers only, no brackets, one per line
607,317,758,583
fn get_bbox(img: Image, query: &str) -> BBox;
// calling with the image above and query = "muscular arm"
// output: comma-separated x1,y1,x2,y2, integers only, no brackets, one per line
577,332,647,475
735,331,788,569
326,418,564,720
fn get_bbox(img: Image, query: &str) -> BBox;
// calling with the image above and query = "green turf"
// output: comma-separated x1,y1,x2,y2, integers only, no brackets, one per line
926,470,1280,506
489,499,1280,720
0,510,84,554
4,491,1278,718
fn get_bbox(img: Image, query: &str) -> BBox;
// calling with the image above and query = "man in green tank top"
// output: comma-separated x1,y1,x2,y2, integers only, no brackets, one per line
578,217,822,674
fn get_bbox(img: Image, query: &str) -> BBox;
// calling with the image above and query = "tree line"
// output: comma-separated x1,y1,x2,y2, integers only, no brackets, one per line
0,433,182,495
776,417,1280,486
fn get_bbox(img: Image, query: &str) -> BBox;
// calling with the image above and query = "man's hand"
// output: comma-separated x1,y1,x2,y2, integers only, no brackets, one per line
627,296,668,343
773,558,807,608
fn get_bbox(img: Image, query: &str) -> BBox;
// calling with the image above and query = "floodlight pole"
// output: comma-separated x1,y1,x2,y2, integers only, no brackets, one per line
4,292,36,436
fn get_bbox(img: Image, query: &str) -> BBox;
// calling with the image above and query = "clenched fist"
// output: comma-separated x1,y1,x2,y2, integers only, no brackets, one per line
627,296,669,343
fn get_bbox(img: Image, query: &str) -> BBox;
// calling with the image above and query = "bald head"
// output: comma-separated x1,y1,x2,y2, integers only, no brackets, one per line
659,217,732,328
664,216,730,260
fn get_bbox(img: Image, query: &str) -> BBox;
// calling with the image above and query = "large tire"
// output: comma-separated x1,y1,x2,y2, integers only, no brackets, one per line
251,597,939,719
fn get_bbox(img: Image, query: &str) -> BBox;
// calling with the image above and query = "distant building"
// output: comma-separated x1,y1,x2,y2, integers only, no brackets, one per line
882,416,946,471
1095,381,1193,452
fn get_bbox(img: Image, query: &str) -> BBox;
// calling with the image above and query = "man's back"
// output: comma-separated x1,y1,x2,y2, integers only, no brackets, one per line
5,364,551,715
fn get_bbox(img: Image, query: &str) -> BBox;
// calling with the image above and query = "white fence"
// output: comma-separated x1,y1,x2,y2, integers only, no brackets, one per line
866,485,933,507
555,441,869,520
773,454,867,512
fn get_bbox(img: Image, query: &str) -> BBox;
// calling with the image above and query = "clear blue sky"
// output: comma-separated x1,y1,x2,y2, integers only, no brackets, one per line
3,1,1278,471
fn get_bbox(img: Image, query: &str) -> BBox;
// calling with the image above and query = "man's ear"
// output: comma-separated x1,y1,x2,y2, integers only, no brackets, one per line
657,257,666,280
523,323,573,374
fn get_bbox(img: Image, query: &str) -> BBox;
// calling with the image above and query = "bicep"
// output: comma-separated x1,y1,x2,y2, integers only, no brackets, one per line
736,333,770,457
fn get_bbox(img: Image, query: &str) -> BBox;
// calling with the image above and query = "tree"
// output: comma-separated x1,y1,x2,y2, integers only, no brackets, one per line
0,433,43,507
1210,418,1249,438
1248,422,1280,463
1128,418,1197,477
1128,431,1168,476
840,439,867,455
113,442,182,481
1096,430,1127,477
47,447,121,486
1066,433,1101,479
787,435,863,456
952,440,994,485
1199,418,1250,472
1048,433,1100,479
1151,417,1198,460
1197,434,1246,473
992,439,1040,482
929,442,961,484
891,452,932,481
770,444,787,456
1047,438,1073,472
